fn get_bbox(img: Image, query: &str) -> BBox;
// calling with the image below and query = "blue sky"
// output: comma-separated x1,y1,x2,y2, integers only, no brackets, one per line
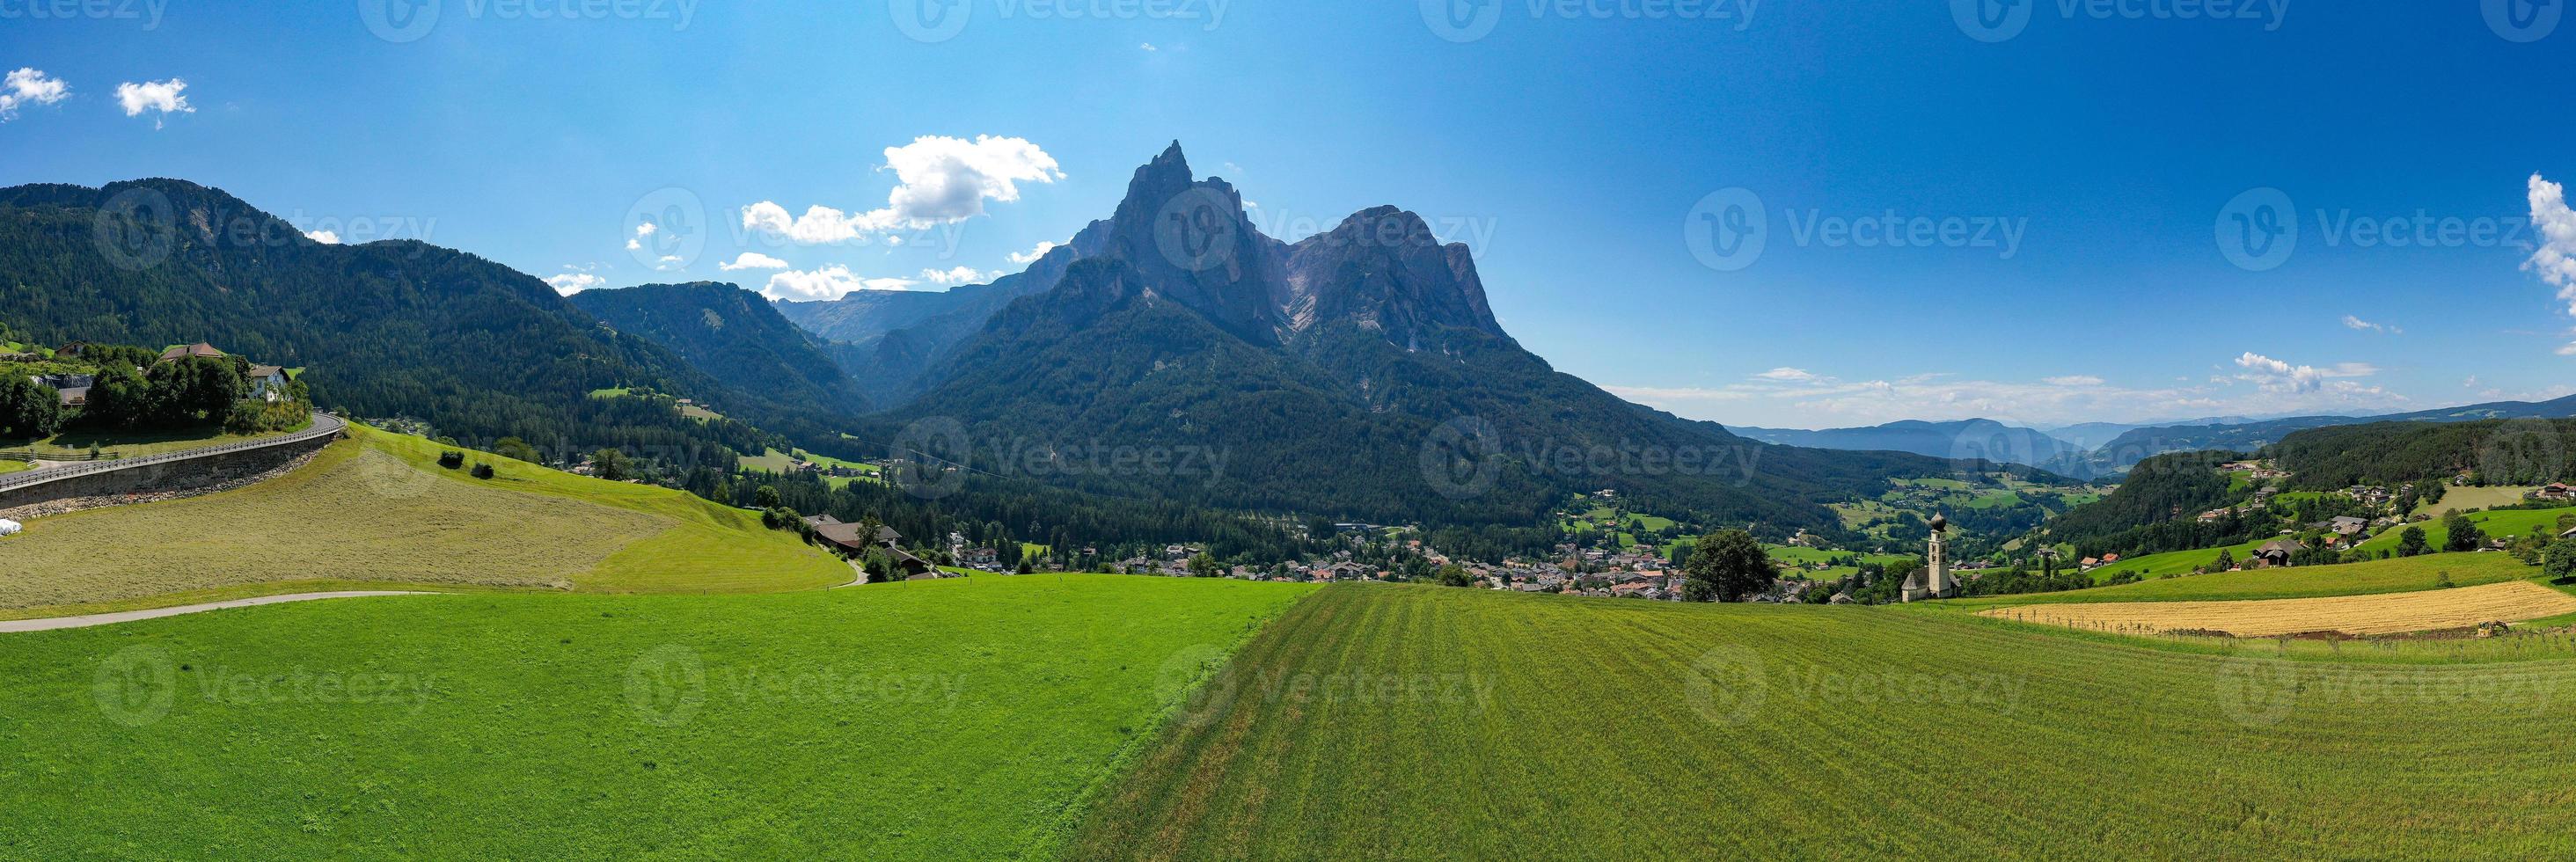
4,0,2573,430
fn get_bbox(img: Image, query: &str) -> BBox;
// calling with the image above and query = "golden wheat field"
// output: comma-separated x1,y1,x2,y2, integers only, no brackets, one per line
1981,581,2576,637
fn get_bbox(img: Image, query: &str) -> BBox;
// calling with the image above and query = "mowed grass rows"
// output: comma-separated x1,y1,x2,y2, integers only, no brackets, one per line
0,576,1318,859
1071,584,2576,858
0,425,849,615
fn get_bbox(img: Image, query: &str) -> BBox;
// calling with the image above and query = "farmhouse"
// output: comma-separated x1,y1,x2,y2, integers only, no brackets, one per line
159,342,223,362
2329,516,2369,537
2534,484,2576,502
2253,537,2305,568
801,515,904,555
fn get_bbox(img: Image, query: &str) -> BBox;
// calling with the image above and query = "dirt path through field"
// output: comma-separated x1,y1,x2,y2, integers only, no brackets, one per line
1982,581,2576,637
0,591,438,633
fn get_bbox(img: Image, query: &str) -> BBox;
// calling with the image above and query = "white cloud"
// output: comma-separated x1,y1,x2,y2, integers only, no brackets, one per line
2527,174,2576,355
0,68,70,121
918,266,997,286
113,78,192,127
626,221,656,251
718,252,789,271
1006,239,1062,265
655,254,683,271
545,272,606,295
2341,315,2401,334
304,230,341,245
2043,375,2104,386
1140,42,1158,51
1755,367,1816,382
742,135,1064,245
2232,352,2380,395
760,265,916,302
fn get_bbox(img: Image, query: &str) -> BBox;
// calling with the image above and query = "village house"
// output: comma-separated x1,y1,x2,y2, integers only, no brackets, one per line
2329,516,2369,537
2533,483,2576,502
245,365,291,401
159,342,223,362
2253,537,2305,568
800,515,926,575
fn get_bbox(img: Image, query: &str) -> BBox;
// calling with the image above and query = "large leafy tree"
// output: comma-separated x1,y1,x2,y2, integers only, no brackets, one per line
2441,512,2485,553
0,376,62,440
1682,529,1778,603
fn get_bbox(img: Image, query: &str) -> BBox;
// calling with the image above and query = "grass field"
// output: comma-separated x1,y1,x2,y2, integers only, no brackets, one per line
1952,552,2541,610
0,458,26,475
1070,584,2576,858
2415,486,2540,516
1766,545,1917,581
0,425,849,613
2356,506,2576,554
1984,581,2576,637
741,448,880,489
0,575,1317,859
2085,537,2272,581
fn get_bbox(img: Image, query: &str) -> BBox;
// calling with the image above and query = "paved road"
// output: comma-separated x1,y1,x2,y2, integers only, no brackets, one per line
0,591,439,633
0,413,346,496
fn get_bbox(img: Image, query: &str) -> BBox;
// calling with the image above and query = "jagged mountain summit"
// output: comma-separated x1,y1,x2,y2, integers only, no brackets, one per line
847,142,2001,529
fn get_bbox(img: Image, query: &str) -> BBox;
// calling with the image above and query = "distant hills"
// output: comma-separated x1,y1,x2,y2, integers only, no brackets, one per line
1731,396,2576,483
1733,420,2088,471
569,281,869,415
2067,396,2576,476
0,179,793,460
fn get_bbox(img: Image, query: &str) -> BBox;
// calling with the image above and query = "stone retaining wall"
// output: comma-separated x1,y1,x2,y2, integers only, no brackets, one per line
0,432,339,521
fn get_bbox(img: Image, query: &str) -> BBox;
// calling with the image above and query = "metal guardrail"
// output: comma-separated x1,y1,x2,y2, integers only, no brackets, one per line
0,413,346,496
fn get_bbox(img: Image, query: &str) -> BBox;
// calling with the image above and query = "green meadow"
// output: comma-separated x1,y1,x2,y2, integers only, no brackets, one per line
0,425,850,616
1069,583,2576,859
1960,552,2541,609
0,576,1316,859
2355,506,2576,555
